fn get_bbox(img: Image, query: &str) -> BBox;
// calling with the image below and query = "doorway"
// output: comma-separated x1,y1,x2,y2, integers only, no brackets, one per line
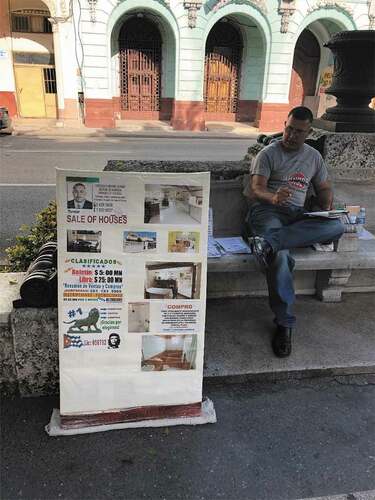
119,17,162,118
14,65,57,118
289,29,320,109
204,21,242,119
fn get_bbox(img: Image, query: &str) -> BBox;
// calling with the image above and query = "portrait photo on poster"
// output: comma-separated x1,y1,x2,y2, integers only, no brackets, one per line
144,184,203,224
144,262,201,300
67,230,102,253
66,176,97,210
141,334,197,372
123,231,157,253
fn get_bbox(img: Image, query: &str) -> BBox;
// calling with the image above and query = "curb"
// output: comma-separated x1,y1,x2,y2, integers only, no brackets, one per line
10,129,259,140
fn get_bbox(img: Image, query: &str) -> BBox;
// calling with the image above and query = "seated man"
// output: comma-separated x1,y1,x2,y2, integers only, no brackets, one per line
246,106,344,358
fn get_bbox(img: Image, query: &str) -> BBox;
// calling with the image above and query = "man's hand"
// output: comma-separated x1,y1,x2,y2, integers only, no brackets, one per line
251,175,293,206
272,186,292,205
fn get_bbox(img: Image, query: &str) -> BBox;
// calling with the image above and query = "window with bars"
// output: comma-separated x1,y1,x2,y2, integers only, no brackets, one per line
14,52,55,65
12,14,52,33
43,68,57,93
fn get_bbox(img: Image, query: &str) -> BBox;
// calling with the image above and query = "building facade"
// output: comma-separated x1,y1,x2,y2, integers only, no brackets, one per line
0,0,373,131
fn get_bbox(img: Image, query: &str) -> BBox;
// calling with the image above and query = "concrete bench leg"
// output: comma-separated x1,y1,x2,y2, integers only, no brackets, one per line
315,269,352,302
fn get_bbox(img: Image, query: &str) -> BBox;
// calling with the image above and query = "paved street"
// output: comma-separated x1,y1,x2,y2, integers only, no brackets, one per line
2,377,375,500
0,134,253,260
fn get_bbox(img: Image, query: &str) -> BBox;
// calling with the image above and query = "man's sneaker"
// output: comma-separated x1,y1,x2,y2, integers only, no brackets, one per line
251,236,274,271
272,325,292,358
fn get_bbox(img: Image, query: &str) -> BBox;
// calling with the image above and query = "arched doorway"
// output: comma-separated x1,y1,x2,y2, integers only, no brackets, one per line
289,29,320,109
204,21,243,119
119,17,162,117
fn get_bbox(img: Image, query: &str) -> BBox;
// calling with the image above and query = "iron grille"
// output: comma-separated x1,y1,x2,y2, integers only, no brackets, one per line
43,67,57,94
204,23,242,114
119,19,161,112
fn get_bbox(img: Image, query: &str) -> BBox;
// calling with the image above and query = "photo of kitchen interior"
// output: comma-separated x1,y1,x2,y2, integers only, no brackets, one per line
128,302,150,333
141,334,197,371
144,185,203,224
168,231,200,254
123,231,157,253
67,230,102,253
144,262,201,299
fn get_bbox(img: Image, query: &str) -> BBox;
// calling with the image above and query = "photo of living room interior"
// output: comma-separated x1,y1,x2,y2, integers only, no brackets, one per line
144,262,201,299
144,185,203,224
168,231,200,254
141,334,197,371
67,230,102,253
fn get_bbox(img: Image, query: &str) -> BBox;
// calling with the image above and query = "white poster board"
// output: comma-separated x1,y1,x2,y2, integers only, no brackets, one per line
56,170,210,416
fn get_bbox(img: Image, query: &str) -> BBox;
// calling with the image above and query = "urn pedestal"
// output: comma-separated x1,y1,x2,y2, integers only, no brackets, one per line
314,30,375,133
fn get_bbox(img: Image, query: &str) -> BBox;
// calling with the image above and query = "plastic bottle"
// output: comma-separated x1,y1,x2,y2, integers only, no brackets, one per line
357,207,366,226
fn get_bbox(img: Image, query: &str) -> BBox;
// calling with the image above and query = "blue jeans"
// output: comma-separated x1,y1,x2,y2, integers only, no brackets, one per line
246,202,345,327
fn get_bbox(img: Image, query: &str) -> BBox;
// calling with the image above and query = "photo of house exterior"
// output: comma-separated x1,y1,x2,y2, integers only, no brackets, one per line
1,0,373,132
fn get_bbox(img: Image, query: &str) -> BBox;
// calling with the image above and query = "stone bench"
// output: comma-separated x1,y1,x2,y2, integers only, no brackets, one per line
105,160,375,303
207,240,375,302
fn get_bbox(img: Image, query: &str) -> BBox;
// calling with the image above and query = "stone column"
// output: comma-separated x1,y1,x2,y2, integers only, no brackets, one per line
0,0,17,117
50,20,65,123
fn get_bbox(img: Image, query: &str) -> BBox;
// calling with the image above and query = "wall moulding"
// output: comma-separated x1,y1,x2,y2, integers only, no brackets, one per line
210,0,268,16
183,0,203,28
369,0,375,29
278,0,296,33
307,0,353,18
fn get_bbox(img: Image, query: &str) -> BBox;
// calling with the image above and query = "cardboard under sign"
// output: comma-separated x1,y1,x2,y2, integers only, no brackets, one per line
47,169,215,434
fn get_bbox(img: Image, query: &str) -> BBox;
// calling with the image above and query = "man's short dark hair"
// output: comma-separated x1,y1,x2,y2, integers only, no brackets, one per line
288,106,313,123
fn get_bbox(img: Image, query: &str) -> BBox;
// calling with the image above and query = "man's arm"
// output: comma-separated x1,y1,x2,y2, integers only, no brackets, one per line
314,180,333,210
251,175,292,206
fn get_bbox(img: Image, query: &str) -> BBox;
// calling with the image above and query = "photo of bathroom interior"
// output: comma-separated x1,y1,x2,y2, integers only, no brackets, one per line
128,302,150,333
144,185,203,224
168,231,200,254
141,335,197,371
144,262,201,299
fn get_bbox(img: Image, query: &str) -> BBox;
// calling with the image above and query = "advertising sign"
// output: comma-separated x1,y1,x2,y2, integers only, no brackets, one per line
56,170,210,418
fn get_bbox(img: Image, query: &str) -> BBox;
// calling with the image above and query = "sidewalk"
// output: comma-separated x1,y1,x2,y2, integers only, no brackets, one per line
9,118,260,139
2,271,375,392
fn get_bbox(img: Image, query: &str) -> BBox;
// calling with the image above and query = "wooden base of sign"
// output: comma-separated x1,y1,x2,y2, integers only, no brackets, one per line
46,399,216,436
60,401,203,430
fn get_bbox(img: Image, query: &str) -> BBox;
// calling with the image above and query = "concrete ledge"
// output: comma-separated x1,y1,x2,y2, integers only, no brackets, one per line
1,293,375,396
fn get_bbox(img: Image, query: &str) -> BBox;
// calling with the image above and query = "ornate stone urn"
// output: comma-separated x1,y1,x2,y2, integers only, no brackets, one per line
320,30,375,132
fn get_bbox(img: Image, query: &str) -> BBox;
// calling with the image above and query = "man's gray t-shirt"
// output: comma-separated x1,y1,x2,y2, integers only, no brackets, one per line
249,141,328,208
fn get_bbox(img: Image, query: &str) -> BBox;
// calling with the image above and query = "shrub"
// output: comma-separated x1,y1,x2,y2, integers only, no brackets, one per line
5,200,57,272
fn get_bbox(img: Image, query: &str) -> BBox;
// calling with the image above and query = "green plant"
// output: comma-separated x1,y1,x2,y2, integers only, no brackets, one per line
5,200,57,272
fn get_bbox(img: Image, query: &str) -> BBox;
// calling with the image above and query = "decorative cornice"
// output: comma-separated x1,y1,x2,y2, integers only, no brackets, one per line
369,0,375,29
87,0,98,22
59,0,68,17
212,0,267,16
12,9,50,16
184,0,203,28
307,0,353,17
278,0,295,33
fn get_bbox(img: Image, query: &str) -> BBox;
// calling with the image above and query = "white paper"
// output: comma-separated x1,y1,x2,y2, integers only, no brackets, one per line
215,237,251,254
304,210,348,219
57,170,210,415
